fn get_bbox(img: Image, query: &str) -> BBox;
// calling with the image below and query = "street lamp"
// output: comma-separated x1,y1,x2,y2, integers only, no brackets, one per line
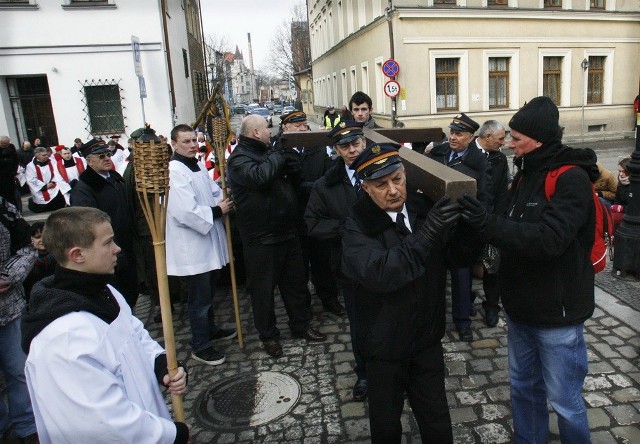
581,58,589,142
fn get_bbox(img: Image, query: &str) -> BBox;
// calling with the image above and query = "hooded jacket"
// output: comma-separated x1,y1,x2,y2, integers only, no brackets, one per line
484,141,598,326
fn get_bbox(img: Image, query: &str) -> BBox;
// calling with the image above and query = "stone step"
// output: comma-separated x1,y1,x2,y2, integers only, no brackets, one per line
20,195,51,224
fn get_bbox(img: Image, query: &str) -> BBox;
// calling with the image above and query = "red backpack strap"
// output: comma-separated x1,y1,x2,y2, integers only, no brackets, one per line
544,165,577,201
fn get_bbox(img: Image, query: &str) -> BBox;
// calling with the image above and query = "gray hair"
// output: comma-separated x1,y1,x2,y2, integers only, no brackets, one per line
478,120,506,138
33,146,48,155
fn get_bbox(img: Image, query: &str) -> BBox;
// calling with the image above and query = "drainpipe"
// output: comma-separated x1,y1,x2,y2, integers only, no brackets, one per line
159,0,176,122
386,1,397,127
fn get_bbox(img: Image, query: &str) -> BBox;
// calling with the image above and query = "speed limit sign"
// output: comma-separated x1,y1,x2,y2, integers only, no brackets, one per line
384,80,401,98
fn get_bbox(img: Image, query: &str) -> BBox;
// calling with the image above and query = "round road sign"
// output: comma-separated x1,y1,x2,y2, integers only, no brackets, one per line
384,80,401,98
382,59,400,78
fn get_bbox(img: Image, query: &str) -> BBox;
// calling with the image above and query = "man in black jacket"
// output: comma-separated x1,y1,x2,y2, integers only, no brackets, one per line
305,121,367,400
472,120,509,327
70,140,138,308
341,142,460,443
427,114,490,341
459,96,597,443
227,115,326,358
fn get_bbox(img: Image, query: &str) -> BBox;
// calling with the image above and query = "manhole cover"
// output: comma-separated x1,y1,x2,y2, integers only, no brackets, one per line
195,371,301,429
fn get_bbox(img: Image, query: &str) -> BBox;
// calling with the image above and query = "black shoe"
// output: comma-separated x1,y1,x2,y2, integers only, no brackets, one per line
293,327,327,342
323,299,346,316
211,327,237,341
191,347,226,366
485,310,499,328
263,339,283,358
458,327,473,342
352,378,368,401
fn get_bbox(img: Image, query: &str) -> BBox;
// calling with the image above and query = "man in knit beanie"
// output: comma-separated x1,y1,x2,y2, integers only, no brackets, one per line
458,96,597,442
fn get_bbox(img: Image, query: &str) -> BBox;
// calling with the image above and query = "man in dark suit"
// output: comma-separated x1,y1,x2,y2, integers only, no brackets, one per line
426,114,491,342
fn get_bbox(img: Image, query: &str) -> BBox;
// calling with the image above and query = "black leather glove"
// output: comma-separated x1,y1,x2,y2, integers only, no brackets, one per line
419,196,460,245
458,194,488,233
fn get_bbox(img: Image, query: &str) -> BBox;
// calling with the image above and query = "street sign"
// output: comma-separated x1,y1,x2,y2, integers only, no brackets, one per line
382,59,400,78
291,90,298,99
138,76,147,99
131,36,143,77
384,80,401,98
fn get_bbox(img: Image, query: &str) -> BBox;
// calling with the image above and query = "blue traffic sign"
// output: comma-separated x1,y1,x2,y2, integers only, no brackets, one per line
382,59,400,78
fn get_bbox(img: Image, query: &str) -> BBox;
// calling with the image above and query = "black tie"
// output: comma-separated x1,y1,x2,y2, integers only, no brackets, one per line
353,176,362,196
449,153,460,164
396,213,411,235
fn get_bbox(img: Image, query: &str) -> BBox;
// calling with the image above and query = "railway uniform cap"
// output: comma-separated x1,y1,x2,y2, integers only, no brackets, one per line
81,139,109,157
350,142,403,180
449,113,480,134
280,110,307,125
327,120,364,145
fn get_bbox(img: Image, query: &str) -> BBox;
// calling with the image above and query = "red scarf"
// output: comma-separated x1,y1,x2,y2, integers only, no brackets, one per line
35,160,55,201
56,158,85,183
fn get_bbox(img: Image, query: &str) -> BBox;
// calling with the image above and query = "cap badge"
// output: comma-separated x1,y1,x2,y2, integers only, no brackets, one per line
371,145,381,155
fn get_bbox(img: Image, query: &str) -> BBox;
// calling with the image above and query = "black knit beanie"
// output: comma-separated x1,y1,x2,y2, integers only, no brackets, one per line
509,96,561,143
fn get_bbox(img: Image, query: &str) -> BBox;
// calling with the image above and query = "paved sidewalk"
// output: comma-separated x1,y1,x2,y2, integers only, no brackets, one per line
137,262,640,443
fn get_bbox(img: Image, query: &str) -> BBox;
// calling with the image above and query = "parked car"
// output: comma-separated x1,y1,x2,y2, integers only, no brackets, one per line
264,102,274,110
232,105,246,115
282,106,295,116
246,103,260,115
273,104,283,114
252,107,273,127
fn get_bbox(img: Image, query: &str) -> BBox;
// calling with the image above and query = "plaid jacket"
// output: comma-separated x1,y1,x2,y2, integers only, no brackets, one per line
0,200,35,326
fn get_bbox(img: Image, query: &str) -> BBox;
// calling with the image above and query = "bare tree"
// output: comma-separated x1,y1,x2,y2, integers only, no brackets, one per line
266,1,310,90
204,33,231,92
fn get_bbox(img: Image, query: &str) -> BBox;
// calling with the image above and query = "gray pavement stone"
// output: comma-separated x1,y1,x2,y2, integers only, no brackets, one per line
589,361,615,374
604,405,640,425
584,392,613,407
474,423,511,443
450,406,477,423
611,426,640,443
610,387,640,403
608,374,634,388
584,375,614,391
590,430,617,444
587,408,611,428
480,404,510,421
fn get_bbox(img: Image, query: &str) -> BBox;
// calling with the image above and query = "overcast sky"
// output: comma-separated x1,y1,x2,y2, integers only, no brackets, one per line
200,1,302,72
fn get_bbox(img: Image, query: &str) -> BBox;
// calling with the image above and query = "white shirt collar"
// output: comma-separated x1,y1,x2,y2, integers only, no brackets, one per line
387,205,411,232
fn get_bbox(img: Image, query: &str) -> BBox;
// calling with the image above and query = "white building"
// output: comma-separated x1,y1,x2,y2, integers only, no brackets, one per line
0,0,204,147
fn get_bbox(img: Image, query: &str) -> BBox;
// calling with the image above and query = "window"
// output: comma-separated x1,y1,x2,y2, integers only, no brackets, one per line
489,58,509,109
83,83,125,136
182,49,189,78
192,71,207,104
587,56,604,104
433,0,456,4
590,0,605,8
0,0,30,3
543,57,562,105
544,0,561,7
488,0,508,5
436,58,458,111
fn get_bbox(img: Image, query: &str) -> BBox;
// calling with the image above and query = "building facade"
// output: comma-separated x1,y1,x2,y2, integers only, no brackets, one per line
307,0,640,140
0,0,206,146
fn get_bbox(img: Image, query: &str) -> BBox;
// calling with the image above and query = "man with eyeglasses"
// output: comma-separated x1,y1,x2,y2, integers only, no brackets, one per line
304,120,368,401
71,139,138,308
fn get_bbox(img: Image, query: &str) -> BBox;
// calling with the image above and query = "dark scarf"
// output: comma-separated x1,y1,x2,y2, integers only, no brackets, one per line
171,152,199,172
22,266,121,353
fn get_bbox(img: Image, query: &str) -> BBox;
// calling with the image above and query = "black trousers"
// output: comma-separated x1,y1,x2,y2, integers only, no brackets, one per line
366,342,453,444
27,191,66,213
300,235,339,305
243,237,311,341
482,271,501,312
341,281,365,379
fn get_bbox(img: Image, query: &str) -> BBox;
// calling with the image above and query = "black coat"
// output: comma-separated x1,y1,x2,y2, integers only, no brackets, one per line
227,135,300,245
304,159,358,279
473,139,510,216
341,194,448,360
70,167,133,252
615,182,631,206
428,142,492,210
17,147,34,169
484,142,598,326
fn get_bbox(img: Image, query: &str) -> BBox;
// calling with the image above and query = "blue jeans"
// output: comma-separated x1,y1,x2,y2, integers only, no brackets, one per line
0,317,36,438
507,316,590,444
186,271,221,352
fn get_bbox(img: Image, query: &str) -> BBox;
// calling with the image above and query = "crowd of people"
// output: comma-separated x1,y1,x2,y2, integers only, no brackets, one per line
0,90,633,442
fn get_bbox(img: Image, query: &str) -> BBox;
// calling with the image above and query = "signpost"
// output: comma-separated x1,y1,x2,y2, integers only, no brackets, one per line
384,80,401,98
382,59,400,126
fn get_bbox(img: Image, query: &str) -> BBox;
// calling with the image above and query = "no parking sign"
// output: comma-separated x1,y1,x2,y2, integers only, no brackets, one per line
382,59,400,78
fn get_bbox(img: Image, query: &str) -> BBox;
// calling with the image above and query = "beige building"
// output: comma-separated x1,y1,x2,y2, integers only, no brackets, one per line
307,0,640,141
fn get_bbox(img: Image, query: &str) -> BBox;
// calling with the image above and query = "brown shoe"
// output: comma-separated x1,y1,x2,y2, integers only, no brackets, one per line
263,339,283,358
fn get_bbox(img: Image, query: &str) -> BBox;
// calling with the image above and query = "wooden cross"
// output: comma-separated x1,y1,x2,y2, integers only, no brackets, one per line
279,127,477,201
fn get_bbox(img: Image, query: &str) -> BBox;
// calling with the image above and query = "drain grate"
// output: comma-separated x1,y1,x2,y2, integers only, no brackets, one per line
195,371,301,429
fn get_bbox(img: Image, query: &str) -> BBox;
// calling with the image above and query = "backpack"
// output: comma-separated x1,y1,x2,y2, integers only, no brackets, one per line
544,165,613,273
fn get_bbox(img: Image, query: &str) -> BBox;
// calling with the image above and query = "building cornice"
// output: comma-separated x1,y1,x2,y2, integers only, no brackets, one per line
397,8,640,22
404,36,640,44
0,42,163,57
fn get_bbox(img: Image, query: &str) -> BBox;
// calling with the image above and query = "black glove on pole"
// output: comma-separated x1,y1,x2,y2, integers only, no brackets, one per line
419,196,460,245
458,194,488,233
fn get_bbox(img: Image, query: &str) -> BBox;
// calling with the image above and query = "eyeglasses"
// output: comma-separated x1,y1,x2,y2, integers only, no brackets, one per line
97,153,112,159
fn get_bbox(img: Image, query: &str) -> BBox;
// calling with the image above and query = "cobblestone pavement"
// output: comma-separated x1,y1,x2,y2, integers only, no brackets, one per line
136,269,640,443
